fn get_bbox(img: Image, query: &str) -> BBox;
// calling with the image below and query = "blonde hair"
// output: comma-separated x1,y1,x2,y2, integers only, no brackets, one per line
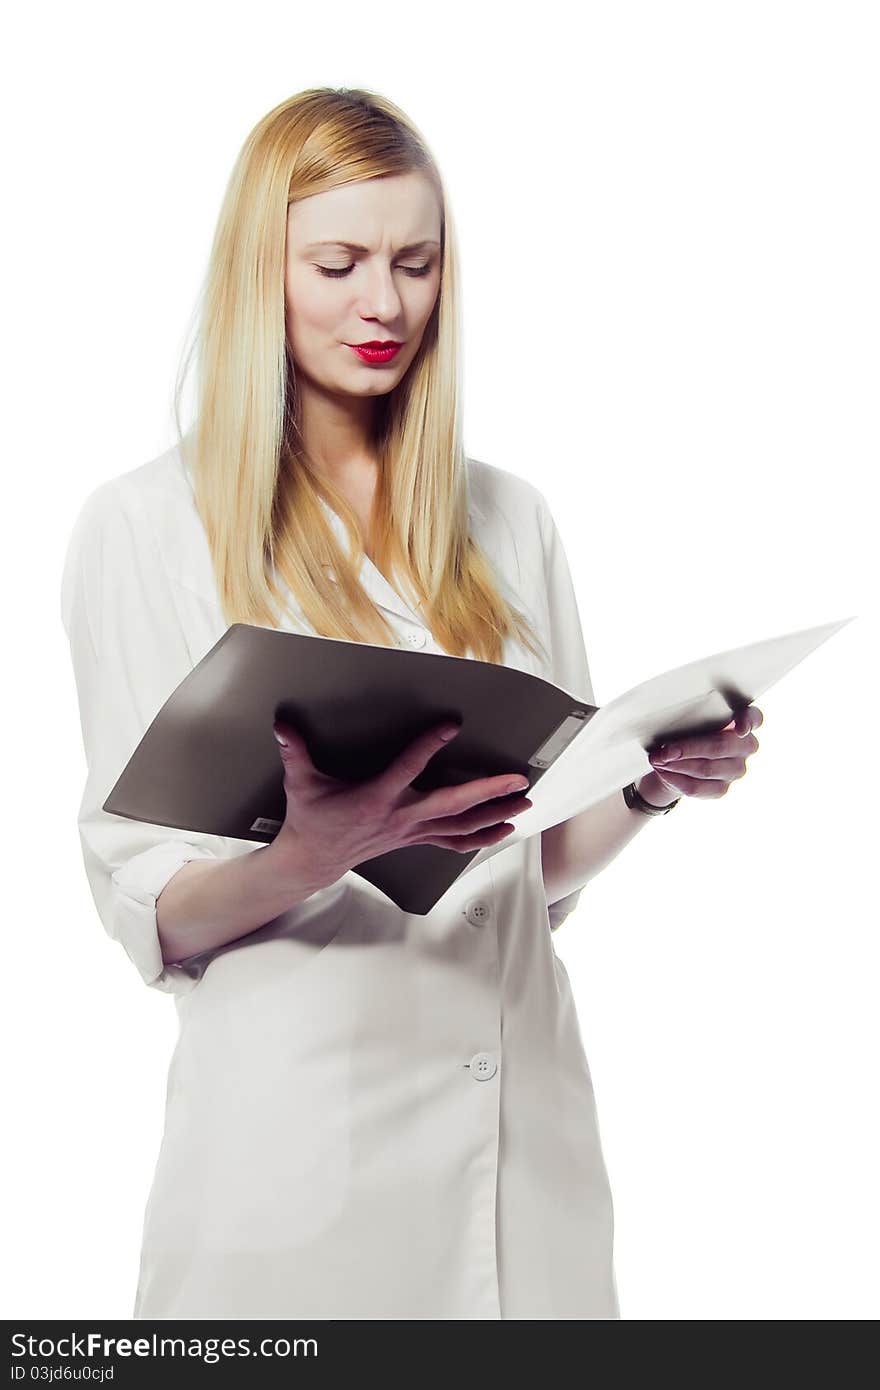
173,86,544,664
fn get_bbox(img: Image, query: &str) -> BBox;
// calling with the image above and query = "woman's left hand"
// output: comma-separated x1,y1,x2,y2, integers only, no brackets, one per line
645,704,764,801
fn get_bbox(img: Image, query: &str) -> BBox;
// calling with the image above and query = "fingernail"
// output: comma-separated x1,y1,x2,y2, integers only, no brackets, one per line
653,744,681,762
507,778,530,792
272,725,288,746
440,723,462,741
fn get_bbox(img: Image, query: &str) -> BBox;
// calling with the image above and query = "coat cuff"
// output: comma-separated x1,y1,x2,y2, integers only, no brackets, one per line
110,841,221,994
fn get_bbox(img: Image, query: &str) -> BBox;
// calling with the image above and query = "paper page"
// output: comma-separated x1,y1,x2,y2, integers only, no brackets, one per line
467,614,855,872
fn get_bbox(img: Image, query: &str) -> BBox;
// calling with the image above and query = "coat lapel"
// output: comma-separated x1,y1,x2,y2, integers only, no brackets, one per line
316,495,425,626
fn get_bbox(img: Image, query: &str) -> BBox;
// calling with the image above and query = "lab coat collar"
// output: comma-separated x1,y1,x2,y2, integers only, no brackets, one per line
315,493,425,627
316,481,490,628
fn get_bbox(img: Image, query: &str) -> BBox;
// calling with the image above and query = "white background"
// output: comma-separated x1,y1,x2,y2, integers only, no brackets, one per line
3,0,875,1320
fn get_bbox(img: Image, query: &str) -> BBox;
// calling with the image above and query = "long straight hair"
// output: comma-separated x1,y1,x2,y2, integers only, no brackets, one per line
173,86,544,664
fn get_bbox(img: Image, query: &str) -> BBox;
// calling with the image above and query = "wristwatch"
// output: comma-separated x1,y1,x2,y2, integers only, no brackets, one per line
622,779,681,816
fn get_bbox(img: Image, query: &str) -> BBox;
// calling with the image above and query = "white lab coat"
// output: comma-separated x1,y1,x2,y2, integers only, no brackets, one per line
60,443,620,1320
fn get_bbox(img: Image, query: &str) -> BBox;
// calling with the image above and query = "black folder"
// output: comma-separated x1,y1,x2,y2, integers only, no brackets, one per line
103,615,854,914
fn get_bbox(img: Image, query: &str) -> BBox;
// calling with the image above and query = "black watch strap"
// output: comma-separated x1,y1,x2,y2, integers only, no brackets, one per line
622,780,681,816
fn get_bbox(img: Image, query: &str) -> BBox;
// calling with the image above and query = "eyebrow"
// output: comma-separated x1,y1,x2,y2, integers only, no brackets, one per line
303,239,441,254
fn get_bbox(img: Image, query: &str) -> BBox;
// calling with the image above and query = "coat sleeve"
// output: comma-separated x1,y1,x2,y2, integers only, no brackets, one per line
60,479,258,995
537,492,596,932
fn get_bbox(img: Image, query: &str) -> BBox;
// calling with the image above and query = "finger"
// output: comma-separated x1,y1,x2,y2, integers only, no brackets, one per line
651,766,731,798
416,821,519,852
272,719,318,783
738,703,764,734
728,704,763,737
734,706,752,737
675,706,756,761
416,794,532,837
371,721,463,799
653,756,747,781
650,728,758,767
414,773,532,823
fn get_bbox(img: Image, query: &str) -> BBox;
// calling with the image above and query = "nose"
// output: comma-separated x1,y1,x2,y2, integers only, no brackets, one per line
354,262,406,322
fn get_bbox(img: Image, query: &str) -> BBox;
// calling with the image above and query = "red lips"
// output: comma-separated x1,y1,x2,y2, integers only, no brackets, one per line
348,342,404,364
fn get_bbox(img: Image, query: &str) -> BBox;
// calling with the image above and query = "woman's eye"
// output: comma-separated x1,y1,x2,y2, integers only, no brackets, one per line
314,264,433,279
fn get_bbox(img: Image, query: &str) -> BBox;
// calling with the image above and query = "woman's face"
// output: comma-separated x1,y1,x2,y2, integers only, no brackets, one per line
285,171,442,399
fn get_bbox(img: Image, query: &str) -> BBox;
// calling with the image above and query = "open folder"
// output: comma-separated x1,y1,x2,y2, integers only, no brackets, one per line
103,615,855,914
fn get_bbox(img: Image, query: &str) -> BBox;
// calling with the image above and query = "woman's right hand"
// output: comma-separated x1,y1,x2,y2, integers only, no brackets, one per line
269,717,532,889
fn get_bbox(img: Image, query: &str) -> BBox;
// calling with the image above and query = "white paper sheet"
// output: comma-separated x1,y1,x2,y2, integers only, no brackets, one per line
468,614,855,870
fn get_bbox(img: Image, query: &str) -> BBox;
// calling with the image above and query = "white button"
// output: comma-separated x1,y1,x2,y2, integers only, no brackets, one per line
469,1051,497,1081
404,629,427,648
465,899,492,926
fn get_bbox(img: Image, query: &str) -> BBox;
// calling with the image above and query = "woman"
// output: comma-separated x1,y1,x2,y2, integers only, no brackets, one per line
61,86,761,1320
